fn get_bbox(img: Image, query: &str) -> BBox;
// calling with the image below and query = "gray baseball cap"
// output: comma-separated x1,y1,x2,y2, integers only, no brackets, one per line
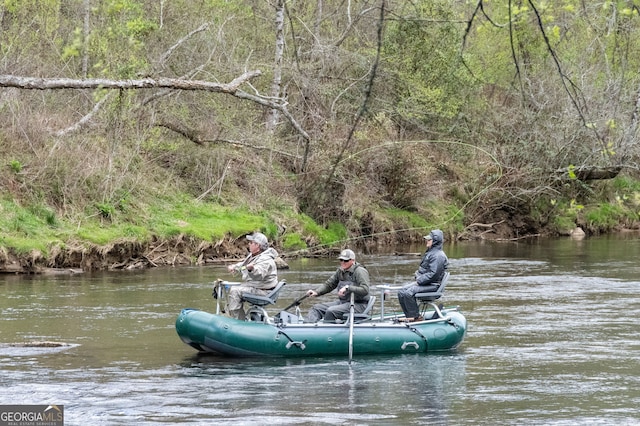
337,249,356,261
246,232,269,249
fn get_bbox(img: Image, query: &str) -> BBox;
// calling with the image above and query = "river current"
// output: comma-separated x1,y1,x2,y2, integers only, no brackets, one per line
1,234,639,425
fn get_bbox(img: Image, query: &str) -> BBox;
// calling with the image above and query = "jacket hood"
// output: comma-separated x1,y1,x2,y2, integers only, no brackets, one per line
261,247,279,259
429,229,444,249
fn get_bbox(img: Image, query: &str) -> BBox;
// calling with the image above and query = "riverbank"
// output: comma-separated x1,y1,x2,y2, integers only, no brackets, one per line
2,220,638,274
2,173,640,275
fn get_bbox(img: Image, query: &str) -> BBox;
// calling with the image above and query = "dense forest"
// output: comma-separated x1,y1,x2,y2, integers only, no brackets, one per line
1,0,640,271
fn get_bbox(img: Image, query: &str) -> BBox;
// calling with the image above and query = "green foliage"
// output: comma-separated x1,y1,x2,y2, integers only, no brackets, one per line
89,0,157,78
61,28,83,60
9,159,23,173
548,198,580,231
607,177,640,216
381,1,472,128
551,215,577,232
95,202,116,219
299,214,348,246
612,176,640,192
583,203,628,230
282,233,307,251
1,0,640,263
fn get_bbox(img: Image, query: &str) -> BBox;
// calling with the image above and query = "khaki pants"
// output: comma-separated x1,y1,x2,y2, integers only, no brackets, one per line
228,285,270,319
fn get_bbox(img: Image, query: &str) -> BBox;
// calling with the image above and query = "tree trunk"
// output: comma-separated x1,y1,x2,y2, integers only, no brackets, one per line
266,0,285,132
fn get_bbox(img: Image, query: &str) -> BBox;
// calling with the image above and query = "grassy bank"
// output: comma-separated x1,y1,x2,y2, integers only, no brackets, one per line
0,190,465,272
2,176,640,273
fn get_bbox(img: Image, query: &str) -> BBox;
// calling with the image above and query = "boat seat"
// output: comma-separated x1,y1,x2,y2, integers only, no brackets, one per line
241,280,286,307
243,280,286,322
342,296,376,323
415,272,449,317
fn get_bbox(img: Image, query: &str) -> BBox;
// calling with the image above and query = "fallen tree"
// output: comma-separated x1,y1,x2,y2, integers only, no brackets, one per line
0,73,311,145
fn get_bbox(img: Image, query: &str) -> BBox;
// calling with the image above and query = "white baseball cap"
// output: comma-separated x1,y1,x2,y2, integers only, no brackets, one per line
337,249,355,261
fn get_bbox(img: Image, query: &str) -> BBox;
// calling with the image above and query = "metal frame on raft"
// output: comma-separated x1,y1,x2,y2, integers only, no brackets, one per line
212,279,454,325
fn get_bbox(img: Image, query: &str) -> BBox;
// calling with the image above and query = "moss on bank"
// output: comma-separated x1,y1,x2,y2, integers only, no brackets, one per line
0,195,462,273
1,175,639,273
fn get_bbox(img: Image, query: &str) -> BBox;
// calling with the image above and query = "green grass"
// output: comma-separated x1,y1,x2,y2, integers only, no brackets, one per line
0,195,275,254
0,199,64,253
583,203,630,230
299,214,348,246
146,202,268,241
612,176,640,192
381,205,463,235
282,233,307,250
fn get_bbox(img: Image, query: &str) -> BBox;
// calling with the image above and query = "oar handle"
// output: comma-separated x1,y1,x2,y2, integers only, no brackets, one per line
283,294,308,312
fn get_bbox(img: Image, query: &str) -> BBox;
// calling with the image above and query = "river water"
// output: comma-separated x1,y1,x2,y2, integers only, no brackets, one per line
1,234,639,425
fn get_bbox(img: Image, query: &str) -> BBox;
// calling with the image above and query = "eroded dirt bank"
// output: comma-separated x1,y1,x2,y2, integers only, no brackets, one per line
1,231,409,274
0,235,243,274
1,217,635,274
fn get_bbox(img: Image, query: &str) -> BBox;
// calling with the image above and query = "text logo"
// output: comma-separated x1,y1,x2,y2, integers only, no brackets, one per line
0,405,63,426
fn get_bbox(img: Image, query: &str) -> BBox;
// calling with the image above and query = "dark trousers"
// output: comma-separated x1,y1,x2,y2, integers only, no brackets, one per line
307,299,368,323
398,282,438,318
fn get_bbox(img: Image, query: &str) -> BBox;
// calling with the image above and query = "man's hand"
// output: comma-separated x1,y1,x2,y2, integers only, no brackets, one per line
306,289,318,298
338,285,349,297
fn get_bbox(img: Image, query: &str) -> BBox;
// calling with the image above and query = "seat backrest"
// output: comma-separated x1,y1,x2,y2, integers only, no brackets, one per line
241,280,286,307
343,295,377,322
361,296,376,315
265,279,287,302
414,272,449,301
437,271,449,292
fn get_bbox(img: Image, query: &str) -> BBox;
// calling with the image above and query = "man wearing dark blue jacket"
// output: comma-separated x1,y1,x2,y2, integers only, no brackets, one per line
397,229,449,322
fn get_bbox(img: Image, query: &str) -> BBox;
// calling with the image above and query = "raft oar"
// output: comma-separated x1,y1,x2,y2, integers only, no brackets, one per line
282,294,308,312
348,292,355,364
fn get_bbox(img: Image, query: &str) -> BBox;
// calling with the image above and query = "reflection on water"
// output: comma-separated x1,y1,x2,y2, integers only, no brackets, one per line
174,353,466,424
1,234,640,425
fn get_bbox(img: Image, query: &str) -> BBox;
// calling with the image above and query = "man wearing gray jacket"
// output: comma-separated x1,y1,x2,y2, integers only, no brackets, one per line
226,232,279,320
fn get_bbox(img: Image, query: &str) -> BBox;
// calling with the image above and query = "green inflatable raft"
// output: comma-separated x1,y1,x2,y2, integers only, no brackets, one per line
175,306,467,358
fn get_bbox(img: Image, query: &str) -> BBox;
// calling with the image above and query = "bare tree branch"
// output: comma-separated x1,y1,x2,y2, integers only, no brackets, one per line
527,0,609,155
623,81,640,161
325,0,385,187
508,0,524,96
201,137,302,160
157,22,210,68
333,6,377,48
460,0,506,85
233,89,310,142
267,0,285,132
54,91,114,137
157,120,302,160
0,71,261,93
156,121,204,145
0,72,311,144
